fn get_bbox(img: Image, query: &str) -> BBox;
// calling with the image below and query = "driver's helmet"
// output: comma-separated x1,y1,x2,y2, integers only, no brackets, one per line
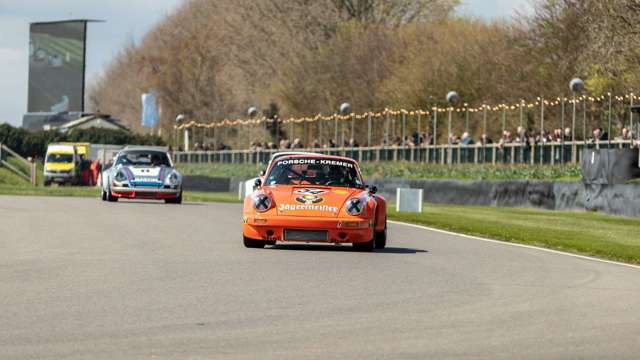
327,164,345,182
275,166,290,184
305,163,324,178
150,154,162,166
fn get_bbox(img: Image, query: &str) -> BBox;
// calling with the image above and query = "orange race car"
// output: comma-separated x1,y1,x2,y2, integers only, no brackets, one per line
242,153,387,251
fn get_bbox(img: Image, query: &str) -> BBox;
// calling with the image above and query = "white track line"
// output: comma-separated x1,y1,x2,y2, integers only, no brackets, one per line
388,220,640,270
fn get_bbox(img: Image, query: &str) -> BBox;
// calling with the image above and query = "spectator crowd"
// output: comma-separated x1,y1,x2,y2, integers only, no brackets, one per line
182,127,640,152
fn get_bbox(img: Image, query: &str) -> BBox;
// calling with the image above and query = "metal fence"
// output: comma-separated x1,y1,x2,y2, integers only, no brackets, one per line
172,140,639,166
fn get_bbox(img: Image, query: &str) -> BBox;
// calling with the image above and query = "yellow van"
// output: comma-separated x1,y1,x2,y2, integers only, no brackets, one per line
43,143,83,185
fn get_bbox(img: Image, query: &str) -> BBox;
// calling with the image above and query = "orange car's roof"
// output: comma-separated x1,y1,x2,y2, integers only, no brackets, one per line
265,153,362,177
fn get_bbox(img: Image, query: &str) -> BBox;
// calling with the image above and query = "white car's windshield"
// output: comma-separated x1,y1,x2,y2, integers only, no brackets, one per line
266,157,363,188
116,151,171,167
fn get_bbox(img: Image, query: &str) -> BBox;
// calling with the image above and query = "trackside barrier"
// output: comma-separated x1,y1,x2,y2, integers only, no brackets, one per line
238,180,255,200
0,143,37,186
172,140,637,165
396,188,423,213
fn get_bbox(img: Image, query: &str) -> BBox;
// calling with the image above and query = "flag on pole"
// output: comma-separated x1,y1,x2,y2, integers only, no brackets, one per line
141,90,159,127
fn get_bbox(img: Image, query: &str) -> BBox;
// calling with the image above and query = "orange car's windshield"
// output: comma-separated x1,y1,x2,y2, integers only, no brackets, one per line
266,158,363,188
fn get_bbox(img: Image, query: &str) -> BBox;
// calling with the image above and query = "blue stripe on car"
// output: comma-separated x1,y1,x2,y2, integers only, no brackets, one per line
131,181,162,187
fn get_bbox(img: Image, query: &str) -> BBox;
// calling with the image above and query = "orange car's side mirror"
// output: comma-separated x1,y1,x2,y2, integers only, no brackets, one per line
254,178,262,189
369,185,378,194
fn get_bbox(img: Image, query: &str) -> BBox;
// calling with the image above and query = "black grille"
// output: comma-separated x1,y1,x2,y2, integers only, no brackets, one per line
284,229,328,242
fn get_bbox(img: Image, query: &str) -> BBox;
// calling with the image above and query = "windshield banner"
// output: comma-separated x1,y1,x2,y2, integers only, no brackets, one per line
276,158,354,168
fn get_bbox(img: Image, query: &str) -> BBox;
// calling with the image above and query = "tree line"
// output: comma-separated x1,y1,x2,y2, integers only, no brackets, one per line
88,0,640,148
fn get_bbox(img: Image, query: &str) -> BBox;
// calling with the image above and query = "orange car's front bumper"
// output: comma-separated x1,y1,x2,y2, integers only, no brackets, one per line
243,215,374,244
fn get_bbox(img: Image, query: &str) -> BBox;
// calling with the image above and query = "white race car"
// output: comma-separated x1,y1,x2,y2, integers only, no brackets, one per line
101,147,183,204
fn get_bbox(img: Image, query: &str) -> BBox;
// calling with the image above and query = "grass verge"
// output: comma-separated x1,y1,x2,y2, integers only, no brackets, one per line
0,184,100,197
183,191,240,203
389,205,640,265
177,162,582,182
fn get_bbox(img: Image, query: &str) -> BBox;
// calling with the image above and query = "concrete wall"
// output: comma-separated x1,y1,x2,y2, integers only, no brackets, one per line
182,176,231,192
373,179,560,209
183,176,248,194
372,178,640,217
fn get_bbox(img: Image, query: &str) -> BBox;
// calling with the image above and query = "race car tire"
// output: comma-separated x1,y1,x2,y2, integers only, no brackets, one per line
353,236,375,252
101,189,107,201
165,192,183,204
374,221,387,250
244,236,265,248
106,187,118,202
44,179,51,187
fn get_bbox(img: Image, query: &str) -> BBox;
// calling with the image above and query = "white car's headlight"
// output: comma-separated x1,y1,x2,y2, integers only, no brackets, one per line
166,171,180,186
253,194,272,212
114,170,129,182
346,198,364,216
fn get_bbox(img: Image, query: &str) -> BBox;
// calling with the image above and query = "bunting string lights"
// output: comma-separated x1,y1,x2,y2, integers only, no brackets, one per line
174,93,639,131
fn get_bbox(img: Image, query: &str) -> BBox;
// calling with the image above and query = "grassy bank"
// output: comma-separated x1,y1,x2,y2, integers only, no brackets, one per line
0,160,45,185
389,205,640,265
0,167,28,186
177,162,582,181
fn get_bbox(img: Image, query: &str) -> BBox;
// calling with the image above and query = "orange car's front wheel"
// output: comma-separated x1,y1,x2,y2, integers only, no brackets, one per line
243,236,265,249
353,236,375,252
374,221,387,250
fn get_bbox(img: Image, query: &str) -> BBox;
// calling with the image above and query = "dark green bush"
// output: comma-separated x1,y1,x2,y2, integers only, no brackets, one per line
0,124,165,158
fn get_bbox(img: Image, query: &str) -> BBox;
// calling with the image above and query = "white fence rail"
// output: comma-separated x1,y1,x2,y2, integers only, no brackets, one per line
172,140,639,166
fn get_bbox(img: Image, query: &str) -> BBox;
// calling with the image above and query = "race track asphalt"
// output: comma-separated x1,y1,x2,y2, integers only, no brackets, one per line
1,196,639,359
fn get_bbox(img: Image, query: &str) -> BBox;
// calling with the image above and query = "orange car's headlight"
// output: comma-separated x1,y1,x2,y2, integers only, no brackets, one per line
253,194,272,212
346,198,364,216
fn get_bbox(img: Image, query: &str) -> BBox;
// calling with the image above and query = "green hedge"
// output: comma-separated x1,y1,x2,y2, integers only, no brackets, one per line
0,124,165,159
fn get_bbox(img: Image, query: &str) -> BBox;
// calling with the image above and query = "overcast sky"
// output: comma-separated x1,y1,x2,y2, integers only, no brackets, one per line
0,0,531,127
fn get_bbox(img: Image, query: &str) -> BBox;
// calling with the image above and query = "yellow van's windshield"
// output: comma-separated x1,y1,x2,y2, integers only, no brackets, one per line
46,153,73,163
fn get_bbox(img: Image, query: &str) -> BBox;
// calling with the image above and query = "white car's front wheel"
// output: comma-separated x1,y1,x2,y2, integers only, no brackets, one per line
165,191,182,204
106,187,118,202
